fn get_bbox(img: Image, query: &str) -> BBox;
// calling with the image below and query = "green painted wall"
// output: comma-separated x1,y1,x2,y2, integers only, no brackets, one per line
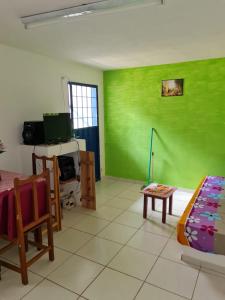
104,58,225,189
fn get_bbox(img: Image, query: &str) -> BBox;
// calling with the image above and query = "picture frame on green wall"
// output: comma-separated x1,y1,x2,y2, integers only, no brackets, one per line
162,79,184,97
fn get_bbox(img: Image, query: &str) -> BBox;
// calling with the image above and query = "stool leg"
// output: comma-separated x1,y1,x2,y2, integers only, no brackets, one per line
151,197,155,211
162,198,167,224
169,195,173,215
143,195,148,219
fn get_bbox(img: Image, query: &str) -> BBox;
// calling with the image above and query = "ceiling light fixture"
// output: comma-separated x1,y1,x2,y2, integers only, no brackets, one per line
21,0,165,29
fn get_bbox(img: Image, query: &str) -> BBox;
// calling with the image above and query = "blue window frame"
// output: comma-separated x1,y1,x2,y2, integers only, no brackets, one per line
68,82,98,129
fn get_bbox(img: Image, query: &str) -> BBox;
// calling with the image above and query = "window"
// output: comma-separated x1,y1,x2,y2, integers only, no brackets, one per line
68,82,98,129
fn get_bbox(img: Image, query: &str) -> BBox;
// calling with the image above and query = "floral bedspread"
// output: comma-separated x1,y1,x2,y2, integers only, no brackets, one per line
177,176,225,255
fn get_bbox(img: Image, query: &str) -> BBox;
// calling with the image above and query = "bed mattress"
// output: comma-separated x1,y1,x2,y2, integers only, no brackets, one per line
177,176,225,255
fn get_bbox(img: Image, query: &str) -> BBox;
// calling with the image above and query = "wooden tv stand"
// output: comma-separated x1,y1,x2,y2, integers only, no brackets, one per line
20,140,96,210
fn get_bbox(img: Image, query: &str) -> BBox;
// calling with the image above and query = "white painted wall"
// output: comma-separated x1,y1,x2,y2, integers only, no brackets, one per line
0,43,105,175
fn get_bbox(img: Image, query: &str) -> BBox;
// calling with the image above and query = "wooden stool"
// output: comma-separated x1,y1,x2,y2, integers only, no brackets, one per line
143,185,177,224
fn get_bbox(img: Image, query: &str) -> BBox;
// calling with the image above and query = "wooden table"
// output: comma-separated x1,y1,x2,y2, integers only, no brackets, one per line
142,184,177,223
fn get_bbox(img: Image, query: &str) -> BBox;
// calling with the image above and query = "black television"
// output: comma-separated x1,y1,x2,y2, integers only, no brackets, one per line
43,113,72,144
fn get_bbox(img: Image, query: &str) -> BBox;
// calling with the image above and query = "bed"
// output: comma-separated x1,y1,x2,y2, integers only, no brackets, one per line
177,176,225,273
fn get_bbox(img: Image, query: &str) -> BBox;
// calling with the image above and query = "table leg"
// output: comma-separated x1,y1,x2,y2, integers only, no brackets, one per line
169,194,173,215
151,197,155,211
162,198,167,224
143,195,148,219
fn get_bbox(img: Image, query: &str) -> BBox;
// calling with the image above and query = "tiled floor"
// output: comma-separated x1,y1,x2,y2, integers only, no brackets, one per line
1,177,225,299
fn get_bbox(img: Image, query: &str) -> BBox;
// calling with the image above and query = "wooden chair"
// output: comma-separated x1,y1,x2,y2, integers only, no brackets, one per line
32,153,62,231
0,170,54,285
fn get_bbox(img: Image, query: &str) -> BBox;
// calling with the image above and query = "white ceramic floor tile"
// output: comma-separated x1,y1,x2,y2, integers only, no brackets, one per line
1,244,38,266
105,197,134,210
77,237,122,265
0,245,25,266
30,247,72,277
117,189,142,201
0,270,42,300
128,198,145,215
85,205,123,221
83,268,142,300
1,183,218,299
23,279,78,300
68,205,93,216
97,222,136,244
141,219,175,237
193,270,225,300
110,181,133,189
114,211,146,228
127,230,168,255
62,211,88,227
48,255,103,294
109,246,157,280
146,258,199,299
170,230,178,240
96,177,116,186
127,183,144,191
160,239,184,265
72,215,109,235
136,283,186,300
96,184,125,198
95,194,113,207
54,228,93,252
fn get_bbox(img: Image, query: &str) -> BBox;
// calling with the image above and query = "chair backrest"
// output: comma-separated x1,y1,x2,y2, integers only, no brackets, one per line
32,153,60,201
32,153,61,231
14,169,51,232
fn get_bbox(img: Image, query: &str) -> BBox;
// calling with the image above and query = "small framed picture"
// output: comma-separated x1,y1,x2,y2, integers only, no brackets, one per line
162,79,184,97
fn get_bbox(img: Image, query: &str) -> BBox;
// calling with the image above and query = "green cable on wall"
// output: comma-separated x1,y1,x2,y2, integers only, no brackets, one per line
142,128,155,189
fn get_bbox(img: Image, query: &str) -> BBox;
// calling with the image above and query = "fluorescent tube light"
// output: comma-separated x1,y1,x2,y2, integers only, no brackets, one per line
21,0,165,29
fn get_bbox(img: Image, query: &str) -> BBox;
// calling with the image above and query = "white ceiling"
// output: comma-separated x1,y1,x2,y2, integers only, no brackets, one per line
0,0,225,70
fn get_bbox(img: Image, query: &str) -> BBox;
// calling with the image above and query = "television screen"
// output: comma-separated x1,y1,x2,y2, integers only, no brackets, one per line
43,113,72,144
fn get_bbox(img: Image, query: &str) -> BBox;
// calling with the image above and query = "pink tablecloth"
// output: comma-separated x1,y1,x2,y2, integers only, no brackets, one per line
0,170,47,241
0,170,25,193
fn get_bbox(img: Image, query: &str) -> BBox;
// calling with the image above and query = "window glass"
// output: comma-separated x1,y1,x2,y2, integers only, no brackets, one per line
72,97,77,108
82,86,87,97
87,87,92,97
91,88,96,98
78,118,83,128
88,118,93,127
72,108,78,117
68,83,98,129
72,85,77,96
77,108,83,118
93,118,97,127
77,97,82,107
88,108,92,118
73,119,78,129
91,97,97,108
82,97,87,108
77,85,82,96
87,97,92,107
92,108,97,119
83,108,88,118
83,118,88,128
